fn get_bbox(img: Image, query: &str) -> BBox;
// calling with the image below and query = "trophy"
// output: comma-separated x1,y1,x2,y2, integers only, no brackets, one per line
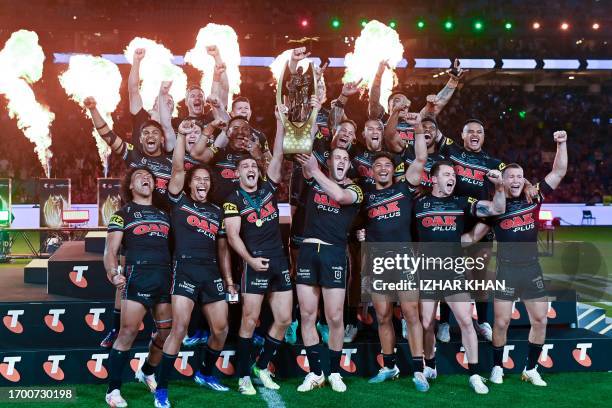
276,60,319,156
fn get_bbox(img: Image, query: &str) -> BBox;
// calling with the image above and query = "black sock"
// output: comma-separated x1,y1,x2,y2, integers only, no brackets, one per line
526,342,543,370
112,308,121,331
382,353,396,369
305,343,323,376
468,363,479,376
256,334,282,369
237,336,253,377
141,358,156,376
157,352,176,390
439,303,450,324
412,356,424,373
329,349,342,374
492,345,504,367
201,344,221,376
425,357,436,369
476,302,488,324
107,349,129,393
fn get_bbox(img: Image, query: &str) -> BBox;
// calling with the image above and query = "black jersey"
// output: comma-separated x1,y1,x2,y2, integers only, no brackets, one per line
208,146,251,205
119,139,173,197
400,146,446,187
349,144,404,189
363,181,417,242
223,179,284,256
414,195,477,243
108,202,171,264
302,179,363,246
382,112,415,146
169,191,225,260
492,180,553,261
438,137,505,199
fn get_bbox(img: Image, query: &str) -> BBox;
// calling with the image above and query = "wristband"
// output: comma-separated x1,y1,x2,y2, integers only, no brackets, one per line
95,124,108,131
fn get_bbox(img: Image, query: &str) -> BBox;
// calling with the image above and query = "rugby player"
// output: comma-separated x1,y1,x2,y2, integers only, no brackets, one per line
293,148,363,393
230,96,273,170
487,131,568,387
415,161,506,394
103,167,173,408
356,118,429,390
152,120,235,407
223,107,294,395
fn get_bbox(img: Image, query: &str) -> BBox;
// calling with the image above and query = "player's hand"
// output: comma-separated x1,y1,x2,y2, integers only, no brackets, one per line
376,59,390,75
553,130,567,144
392,99,410,114
295,153,318,172
291,47,311,62
133,48,146,62
404,112,421,126
206,45,220,57
341,79,362,97
447,58,468,80
178,119,194,135
249,137,264,159
522,180,538,204
110,274,126,290
309,95,321,111
249,257,270,272
226,283,238,296
356,229,366,242
315,62,328,83
83,96,97,110
486,169,503,185
206,95,222,109
275,104,288,121
210,118,227,130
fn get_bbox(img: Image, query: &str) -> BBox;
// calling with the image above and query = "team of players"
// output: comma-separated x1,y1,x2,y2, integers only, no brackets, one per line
95,48,568,407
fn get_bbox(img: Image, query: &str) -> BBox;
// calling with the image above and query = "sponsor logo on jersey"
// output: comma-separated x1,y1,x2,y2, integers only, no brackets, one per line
223,202,239,215
133,223,170,236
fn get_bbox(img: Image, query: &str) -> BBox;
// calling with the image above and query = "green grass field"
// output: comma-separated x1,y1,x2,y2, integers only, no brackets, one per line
2,373,611,408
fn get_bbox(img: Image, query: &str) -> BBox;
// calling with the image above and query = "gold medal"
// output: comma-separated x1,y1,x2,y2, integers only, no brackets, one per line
255,219,263,227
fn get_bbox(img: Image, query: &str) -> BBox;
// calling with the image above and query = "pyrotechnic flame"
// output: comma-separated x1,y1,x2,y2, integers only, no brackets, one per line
185,24,241,105
343,20,404,112
269,49,313,83
59,55,122,174
0,30,54,176
124,37,186,116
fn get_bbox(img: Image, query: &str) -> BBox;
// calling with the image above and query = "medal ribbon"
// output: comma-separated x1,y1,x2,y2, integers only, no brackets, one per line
239,188,263,222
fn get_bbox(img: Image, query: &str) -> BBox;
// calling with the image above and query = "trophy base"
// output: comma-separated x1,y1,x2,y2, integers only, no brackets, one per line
282,133,314,156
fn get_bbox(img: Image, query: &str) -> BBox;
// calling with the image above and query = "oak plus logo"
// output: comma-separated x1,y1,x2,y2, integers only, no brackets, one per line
43,355,66,380
44,309,66,332
0,356,22,382
85,308,106,332
538,344,554,368
216,350,235,375
340,348,357,373
3,310,24,334
572,343,592,367
69,265,89,288
87,353,109,379
174,351,194,377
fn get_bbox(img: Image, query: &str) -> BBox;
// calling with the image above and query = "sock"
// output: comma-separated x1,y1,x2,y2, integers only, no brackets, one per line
107,349,130,394
382,353,396,369
329,349,342,374
492,345,504,367
468,363,479,376
305,344,323,376
476,302,488,324
112,308,121,331
425,357,436,369
526,342,543,370
439,303,450,324
412,356,424,373
237,336,253,377
256,334,282,369
141,358,156,376
157,352,176,390
201,344,222,376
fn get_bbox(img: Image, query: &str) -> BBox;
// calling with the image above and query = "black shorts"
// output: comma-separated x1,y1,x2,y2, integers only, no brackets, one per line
241,254,292,294
495,260,546,301
296,242,347,289
171,260,226,304
419,269,471,301
123,263,172,308
289,205,306,249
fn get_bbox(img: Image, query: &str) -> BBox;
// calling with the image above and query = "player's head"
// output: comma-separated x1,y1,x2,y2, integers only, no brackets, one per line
372,151,395,187
328,147,351,182
502,163,525,198
185,164,212,203
236,155,259,190
122,167,154,202
421,117,438,148
362,119,384,151
231,96,252,121
332,119,357,150
387,92,410,113
461,119,485,152
186,84,205,116
181,119,203,153
227,116,251,151
430,160,456,196
139,120,164,156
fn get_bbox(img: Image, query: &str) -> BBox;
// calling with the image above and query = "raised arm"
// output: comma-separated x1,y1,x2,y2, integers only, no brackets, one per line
84,97,126,156
474,170,506,217
295,154,359,205
330,79,361,130
128,48,145,115
169,120,192,195
404,116,428,186
368,60,387,120
190,120,223,163
420,59,465,119
544,131,568,190
157,81,176,152
384,102,411,154
207,95,231,128
207,46,230,109
267,107,286,184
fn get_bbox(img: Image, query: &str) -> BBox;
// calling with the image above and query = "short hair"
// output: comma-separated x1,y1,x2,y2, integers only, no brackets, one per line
227,115,249,129
421,117,438,129
502,163,523,176
387,91,407,103
372,151,396,164
329,146,350,158
363,118,384,130
139,119,164,139
463,118,484,130
184,164,214,196
236,153,257,167
430,160,455,177
231,96,250,111
337,119,357,131
186,84,203,93
120,166,154,203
